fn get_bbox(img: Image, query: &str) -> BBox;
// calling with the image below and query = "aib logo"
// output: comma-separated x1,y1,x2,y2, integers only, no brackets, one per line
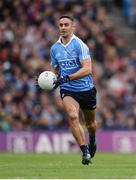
59,60,78,69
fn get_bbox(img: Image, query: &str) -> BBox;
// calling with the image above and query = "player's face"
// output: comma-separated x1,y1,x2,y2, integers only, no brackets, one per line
59,18,74,38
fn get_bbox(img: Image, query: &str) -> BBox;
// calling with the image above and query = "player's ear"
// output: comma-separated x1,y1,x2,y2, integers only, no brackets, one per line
72,21,78,32
72,22,76,32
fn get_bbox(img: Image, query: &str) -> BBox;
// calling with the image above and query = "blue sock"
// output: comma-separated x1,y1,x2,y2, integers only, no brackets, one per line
80,145,89,154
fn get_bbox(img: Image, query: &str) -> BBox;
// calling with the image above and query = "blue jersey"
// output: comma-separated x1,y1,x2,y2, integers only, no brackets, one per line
50,34,94,92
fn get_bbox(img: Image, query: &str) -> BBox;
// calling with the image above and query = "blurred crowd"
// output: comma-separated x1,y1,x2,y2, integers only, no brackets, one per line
114,0,136,27
0,0,136,132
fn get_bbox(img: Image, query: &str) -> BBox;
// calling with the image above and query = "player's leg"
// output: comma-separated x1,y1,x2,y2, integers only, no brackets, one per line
82,109,97,158
62,96,91,165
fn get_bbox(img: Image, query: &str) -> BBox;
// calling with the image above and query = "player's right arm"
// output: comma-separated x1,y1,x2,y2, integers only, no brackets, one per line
50,46,59,75
50,66,59,77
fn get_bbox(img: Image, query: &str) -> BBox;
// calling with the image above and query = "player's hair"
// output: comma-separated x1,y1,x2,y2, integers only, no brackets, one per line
59,15,74,22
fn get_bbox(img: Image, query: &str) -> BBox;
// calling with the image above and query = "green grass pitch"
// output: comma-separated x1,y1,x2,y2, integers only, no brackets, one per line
0,152,136,179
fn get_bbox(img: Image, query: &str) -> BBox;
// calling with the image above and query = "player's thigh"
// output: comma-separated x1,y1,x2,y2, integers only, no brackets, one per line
62,96,80,118
81,109,96,124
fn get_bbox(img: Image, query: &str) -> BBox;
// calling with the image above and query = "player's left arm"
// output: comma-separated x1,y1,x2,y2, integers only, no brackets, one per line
68,39,92,80
68,59,92,80
53,59,92,89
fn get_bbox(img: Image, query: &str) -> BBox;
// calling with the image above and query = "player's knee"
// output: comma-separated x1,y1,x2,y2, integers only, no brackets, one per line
69,112,78,121
86,121,97,129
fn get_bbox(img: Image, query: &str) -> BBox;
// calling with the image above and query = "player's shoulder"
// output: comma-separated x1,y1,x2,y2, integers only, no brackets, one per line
73,35,83,42
73,35,89,49
73,35,88,46
50,41,60,53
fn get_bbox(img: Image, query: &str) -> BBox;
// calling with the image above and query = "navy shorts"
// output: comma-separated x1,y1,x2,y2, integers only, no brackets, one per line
60,87,97,110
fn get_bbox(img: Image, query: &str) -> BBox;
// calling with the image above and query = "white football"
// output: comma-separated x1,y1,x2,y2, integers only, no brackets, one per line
37,71,57,91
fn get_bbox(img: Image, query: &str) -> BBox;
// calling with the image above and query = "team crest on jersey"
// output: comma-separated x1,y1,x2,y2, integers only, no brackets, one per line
71,49,77,57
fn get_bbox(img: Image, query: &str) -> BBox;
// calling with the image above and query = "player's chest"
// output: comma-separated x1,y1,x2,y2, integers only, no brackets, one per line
55,45,77,60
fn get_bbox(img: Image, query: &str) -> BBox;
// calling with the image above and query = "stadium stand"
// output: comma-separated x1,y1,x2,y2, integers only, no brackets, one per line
0,0,136,131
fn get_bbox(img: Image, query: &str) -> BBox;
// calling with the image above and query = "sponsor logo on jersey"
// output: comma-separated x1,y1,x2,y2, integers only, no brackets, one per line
59,59,78,69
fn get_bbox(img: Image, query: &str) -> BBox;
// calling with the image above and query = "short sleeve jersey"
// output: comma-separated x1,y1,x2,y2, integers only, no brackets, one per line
50,34,94,92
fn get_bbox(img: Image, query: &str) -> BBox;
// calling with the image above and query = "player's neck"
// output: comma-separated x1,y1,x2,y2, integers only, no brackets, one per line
61,34,73,45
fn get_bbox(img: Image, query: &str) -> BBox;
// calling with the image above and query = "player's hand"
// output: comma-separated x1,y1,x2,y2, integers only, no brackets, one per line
53,75,70,89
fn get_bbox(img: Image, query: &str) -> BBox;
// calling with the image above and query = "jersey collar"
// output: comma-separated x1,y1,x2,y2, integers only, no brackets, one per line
57,34,76,45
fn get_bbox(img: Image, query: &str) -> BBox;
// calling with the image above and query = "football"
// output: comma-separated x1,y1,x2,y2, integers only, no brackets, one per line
37,71,57,91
